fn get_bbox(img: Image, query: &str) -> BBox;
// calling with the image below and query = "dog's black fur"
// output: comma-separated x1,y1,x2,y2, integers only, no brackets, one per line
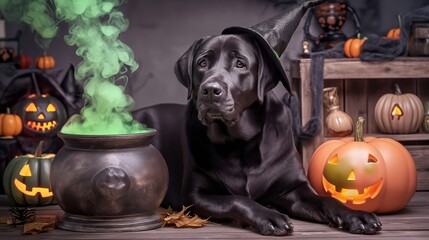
173,34,382,236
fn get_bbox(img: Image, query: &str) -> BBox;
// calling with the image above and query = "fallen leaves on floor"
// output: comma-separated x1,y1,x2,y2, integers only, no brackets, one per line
23,220,56,235
160,205,209,228
0,213,57,235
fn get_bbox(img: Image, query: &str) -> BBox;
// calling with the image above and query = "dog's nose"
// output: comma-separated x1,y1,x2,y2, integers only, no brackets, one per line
201,82,224,99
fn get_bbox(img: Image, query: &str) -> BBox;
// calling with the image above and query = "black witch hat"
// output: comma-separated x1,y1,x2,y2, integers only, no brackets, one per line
222,0,326,94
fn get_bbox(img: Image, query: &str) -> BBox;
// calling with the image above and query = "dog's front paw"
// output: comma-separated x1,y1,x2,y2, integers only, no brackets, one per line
246,208,293,236
330,210,382,234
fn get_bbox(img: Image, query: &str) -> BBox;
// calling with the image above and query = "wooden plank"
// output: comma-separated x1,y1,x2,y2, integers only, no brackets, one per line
326,134,429,142
406,145,429,191
344,79,368,132
418,78,429,104
293,58,429,80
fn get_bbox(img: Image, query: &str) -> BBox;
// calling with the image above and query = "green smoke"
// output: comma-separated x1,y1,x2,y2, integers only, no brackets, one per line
0,0,149,135
0,0,58,38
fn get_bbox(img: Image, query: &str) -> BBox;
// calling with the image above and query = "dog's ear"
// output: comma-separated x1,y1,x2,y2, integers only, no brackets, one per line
255,41,281,103
174,37,208,100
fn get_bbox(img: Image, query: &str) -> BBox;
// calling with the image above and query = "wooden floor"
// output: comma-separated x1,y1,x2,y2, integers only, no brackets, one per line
1,192,429,239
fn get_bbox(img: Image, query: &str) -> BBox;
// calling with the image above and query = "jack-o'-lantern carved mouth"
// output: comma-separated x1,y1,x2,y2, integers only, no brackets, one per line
322,176,383,205
14,179,53,197
13,163,53,197
26,120,58,132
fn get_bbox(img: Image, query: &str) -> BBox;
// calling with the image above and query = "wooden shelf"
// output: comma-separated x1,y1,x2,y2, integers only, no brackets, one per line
291,57,429,191
325,133,429,142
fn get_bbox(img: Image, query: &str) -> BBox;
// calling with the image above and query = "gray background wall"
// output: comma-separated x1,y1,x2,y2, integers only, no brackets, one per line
4,0,429,110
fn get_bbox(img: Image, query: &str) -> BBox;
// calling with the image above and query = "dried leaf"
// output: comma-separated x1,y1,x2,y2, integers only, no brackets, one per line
22,220,56,235
175,215,209,228
161,205,209,228
160,206,175,217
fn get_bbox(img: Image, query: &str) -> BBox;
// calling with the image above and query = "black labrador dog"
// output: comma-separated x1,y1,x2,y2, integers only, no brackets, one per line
174,34,382,236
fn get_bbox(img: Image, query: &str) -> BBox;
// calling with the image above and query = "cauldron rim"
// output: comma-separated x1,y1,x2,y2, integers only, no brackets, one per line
57,128,157,149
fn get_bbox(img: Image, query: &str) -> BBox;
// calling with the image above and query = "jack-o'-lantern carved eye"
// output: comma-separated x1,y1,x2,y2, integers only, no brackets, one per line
19,164,32,177
47,103,56,112
25,102,38,112
368,154,378,163
328,154,338,164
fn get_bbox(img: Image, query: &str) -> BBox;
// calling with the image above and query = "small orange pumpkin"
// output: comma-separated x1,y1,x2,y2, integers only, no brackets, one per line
35,55,56,69
19,54,32,69
308,116,417,213
343,37,366,58
385,15,401,40
0,108,23,137
386,28,400,40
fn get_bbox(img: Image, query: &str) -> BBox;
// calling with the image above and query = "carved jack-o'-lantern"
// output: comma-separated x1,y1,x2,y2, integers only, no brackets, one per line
308,117,417,213
374,84,424,134
12,93,67,138
2,142,57,206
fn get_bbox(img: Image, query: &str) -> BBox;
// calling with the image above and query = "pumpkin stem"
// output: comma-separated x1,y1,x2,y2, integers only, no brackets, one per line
354,116,365,142
35,141,44,157
6,107,10,114
397,14,402,28
394,83,402,95
31,73,42,96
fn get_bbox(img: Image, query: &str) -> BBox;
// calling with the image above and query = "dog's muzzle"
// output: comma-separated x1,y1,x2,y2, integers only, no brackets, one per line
197,81,238,126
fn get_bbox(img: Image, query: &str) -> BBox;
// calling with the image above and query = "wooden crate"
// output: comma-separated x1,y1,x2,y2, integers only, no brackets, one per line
291,57,429,191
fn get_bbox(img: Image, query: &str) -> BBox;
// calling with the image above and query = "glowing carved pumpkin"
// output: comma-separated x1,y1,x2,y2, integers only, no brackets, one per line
12,93,67,138
308,117,417,213
374,83,424,134
2,141,57,206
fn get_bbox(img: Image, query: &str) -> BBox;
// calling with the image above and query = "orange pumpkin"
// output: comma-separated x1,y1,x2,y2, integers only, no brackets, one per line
19,54,32,69
308,116,417,213
0,108,23,137
386,28,400,40
386,15,401,40
35,55,56,69
343,37,366,58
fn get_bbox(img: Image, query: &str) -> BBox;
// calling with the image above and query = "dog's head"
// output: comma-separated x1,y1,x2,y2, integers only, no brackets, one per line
175,34,282,126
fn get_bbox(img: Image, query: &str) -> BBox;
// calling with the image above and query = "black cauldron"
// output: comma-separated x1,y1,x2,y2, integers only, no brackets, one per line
50,130,168,232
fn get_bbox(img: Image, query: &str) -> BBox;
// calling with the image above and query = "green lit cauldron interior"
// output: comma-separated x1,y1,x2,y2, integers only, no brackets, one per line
50,129,169,232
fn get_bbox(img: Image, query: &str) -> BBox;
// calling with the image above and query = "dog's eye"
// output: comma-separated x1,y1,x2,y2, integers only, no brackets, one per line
235,60,246,68
198,59,207,68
